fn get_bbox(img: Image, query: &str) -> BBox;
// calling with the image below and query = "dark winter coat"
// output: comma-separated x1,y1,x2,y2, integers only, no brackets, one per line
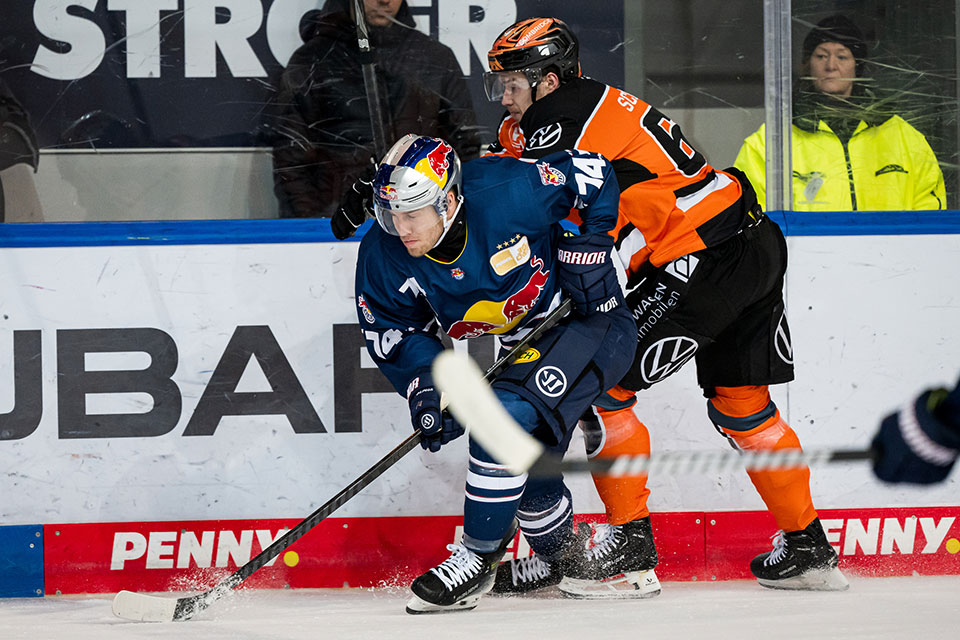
271,0,481,218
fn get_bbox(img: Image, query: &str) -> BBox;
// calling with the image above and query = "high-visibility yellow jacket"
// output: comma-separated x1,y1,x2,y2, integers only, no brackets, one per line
735,115,946,211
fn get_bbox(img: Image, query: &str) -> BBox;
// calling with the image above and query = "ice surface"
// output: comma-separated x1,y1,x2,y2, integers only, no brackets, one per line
3,576,959,640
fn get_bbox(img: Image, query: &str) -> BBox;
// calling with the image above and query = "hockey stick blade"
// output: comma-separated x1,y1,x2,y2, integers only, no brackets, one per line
112,432,422,622
112,590,178,623
113,300,573,622
436,350,875,476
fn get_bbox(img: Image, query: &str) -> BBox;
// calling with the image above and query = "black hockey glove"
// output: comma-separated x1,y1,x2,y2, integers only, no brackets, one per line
555,232,621,315
407,371,465,453
872,388,960,484
331,176,373,240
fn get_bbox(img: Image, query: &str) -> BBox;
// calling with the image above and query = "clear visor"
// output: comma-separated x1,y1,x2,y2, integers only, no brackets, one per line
482,69,542,101
374,202,444,237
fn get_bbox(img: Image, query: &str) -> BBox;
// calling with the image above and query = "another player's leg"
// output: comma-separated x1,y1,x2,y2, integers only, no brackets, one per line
407,391,536,614
557,388,660,598
708,385,848,591
688,216,845,590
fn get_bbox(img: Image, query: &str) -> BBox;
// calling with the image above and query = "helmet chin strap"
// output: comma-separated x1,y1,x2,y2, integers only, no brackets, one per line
431,193,464,250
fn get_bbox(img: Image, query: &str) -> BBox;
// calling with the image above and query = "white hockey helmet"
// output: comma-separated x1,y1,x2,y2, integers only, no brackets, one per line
371,134,462,237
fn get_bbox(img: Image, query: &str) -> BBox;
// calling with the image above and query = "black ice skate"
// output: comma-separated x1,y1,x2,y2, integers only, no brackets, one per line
491,523,590,594
558,516,661,599
750,518,849,591
492,553,561,594
406,523,517,614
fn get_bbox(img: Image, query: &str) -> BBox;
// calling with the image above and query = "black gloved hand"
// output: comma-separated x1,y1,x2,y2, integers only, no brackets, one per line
332,177,373,240
407,371,465,453
555,232,622,315
872,388,960,484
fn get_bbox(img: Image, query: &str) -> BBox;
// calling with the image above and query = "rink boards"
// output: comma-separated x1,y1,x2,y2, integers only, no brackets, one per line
0,216,958,596
38,506,960,595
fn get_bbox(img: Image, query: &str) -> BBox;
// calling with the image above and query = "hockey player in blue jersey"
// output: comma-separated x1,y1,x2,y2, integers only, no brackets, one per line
353,134,637,613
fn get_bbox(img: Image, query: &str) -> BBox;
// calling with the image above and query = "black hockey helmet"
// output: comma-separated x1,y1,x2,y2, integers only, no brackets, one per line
484,17,580,101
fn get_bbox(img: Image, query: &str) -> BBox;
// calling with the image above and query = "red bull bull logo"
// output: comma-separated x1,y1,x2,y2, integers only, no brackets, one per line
425,139,453,182
447,257,550,340
378,184,398,200
537,162,566,186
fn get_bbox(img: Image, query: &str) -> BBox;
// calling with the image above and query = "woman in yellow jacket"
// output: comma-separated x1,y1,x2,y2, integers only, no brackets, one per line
735,14,946,211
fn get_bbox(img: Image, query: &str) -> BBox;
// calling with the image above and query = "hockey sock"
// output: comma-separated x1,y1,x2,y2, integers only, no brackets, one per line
516,484,575,559
709,385,818,533
586,386,651,525
462,390,535,552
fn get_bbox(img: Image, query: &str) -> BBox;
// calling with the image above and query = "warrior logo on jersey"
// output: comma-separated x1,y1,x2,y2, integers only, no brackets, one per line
446,257,549,339
527,123,563,150
358,294,375,323
451,268,465,280
537,162,566,186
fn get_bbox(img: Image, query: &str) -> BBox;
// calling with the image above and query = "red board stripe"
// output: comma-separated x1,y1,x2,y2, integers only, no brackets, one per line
42,506,960,595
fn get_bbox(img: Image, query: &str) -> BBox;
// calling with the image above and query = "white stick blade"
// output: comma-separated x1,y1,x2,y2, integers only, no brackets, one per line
433,350,544,474
112,590,178,622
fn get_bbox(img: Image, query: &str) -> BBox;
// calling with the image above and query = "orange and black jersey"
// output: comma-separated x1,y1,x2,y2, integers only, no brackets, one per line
488,77,758,283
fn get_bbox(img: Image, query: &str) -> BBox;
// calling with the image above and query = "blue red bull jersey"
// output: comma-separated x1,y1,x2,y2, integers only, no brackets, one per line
355,149,621,395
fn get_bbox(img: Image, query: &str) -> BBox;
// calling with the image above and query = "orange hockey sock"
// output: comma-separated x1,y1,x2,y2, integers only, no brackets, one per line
588,400,652,526
710,386,818,533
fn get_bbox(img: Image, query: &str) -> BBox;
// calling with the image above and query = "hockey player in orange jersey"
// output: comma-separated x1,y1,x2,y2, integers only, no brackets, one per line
483,17,848,598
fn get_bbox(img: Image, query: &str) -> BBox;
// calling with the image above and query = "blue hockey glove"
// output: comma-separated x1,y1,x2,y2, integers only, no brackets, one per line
872,388,960,484
555,232,621,315
407,371,465,453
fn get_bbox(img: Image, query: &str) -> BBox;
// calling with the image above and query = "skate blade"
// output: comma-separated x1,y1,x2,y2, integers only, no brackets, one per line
405,592,483,614
490,581,562,597
757,567,850,591
558,569,662,600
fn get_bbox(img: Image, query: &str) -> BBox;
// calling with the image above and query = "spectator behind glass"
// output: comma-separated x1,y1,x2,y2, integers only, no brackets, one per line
735,14,946,211
270,0,482,219
0,77,42,222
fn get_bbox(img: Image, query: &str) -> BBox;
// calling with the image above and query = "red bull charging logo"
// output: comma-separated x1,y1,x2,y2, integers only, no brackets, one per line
378,184,398,200
447,257,550,339
423,139,453,184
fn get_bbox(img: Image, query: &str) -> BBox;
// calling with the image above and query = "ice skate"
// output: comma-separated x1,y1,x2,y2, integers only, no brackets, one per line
751,518,849,591
558,516,661,599
406,522,517,614
492,553,562,594
492,524,590,594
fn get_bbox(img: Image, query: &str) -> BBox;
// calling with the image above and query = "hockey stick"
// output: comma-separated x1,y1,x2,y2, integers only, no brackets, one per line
112,299,572,622
352,0,389,158
433,351,876,477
